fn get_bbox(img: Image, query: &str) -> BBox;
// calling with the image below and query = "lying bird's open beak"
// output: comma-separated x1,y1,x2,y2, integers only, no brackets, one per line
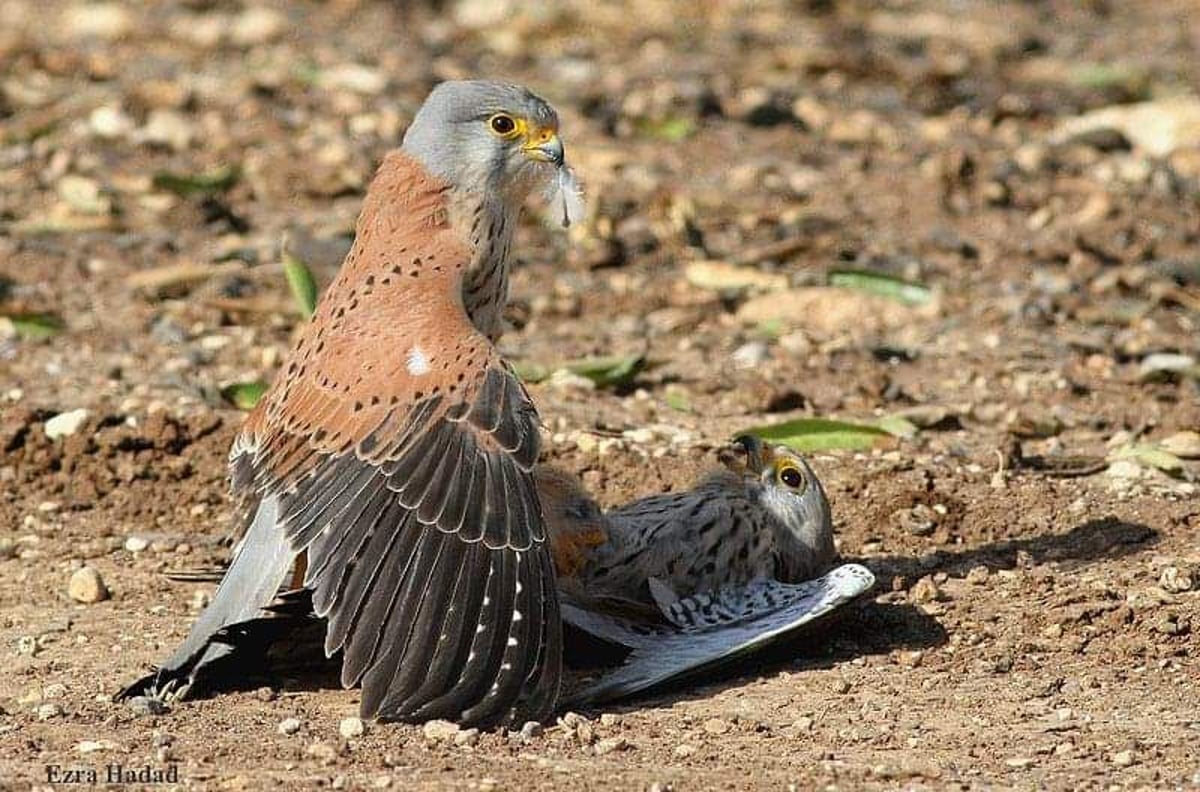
732,434,773,474
522,126,565,166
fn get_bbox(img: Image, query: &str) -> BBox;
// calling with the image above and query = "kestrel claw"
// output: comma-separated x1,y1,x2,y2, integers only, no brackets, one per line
120,81,578,728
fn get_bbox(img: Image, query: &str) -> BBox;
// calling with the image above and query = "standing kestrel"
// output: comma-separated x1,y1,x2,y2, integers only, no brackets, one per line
122,81,578,727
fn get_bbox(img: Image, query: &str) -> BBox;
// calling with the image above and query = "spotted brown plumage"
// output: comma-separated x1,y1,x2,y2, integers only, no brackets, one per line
120,81,575,727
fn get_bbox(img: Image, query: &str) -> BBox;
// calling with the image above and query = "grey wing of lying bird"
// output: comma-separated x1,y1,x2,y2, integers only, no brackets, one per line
563,563,876,706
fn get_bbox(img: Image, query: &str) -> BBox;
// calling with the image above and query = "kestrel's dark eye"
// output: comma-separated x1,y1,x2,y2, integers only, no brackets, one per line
779,466,805,489
489,114,517,137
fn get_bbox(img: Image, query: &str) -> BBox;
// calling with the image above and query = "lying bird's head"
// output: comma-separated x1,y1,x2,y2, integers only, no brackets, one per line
725,435,836,580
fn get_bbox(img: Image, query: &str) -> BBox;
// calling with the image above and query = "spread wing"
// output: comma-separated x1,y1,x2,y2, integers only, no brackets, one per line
562,563,875,705
230,154,561,727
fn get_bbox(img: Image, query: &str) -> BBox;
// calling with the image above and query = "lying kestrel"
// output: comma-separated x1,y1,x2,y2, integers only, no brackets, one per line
544,435,838,615
122,81,579,727
537,437,875,704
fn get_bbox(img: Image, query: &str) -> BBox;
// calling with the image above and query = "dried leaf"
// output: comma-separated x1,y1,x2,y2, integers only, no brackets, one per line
686,260,788,293
828,270,932,306
127,262,245,297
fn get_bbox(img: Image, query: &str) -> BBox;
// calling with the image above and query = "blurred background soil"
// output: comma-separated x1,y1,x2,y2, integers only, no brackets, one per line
1,0,1198,789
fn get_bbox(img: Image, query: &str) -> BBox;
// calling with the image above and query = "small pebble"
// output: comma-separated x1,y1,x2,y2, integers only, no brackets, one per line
305,741,339,763
594,736,629,755
1160,566,1194,593
453,728,479,747
338,717,365,739
77,740,114,754
68,566,109,603
966,565,991,584
909,576,945,604
124,536,150,553
127,696,166,717
702,717,731,735
278,717,302,735
599,713,621,727
519,721,543,740
422,719,461,745
36,703,63,720
1111,749,1135,767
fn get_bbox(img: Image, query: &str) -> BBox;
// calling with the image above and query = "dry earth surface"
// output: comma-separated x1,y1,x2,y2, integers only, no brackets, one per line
2,0,1199,789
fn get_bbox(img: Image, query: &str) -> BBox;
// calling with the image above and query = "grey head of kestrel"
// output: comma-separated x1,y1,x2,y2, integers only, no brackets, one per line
727,434,834,581
405,80,566,201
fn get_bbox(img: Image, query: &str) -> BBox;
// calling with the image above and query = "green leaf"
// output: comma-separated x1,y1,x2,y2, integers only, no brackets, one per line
565,354,645,388
876,415,919,439
740,417,894,452
828,269,932,305
1069,64,1150,97
636,116,696,142
1109,444,1185,476
664,387,692,413
221,381,268,410
3,312,64,340
283,252,319,318
753,318,785,340
152,165,240,197
512,361,551,384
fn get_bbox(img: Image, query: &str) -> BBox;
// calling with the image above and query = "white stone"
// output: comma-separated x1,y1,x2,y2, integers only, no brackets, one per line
44,409,90,440
124,536,150,553
338,717,364,739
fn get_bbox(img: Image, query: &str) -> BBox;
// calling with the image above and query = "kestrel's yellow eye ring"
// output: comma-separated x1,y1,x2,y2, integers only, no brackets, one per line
488,113,519,138
778,464,805,490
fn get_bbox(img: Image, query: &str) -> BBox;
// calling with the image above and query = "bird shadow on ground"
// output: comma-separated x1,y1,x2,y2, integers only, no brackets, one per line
865,516,1159,585
566,516,1158,715
164,517,1157,714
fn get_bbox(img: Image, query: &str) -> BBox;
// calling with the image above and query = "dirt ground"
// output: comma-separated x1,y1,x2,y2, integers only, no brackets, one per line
2,0,1199,789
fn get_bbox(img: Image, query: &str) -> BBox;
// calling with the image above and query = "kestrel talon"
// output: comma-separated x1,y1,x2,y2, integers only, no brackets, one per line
121,81,580,728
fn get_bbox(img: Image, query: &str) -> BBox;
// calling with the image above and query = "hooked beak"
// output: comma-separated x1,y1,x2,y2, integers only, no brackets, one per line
732,434,772,474
522,127,564,167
